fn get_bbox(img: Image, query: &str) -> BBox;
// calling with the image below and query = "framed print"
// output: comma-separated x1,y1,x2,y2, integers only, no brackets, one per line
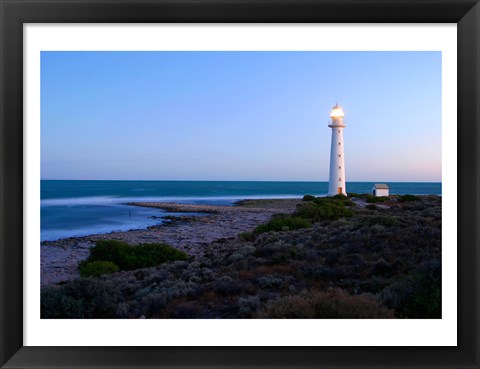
1,0,479,368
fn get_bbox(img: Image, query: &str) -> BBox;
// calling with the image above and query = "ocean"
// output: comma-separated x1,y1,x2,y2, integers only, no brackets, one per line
41,180,441,241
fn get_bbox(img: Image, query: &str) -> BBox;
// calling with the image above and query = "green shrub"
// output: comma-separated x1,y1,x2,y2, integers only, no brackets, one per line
302,194,316,201
295,202,353,222
78,260,119,277
331,194,356,206
312,197,328,206
255,216,311,234
313,196,353,207
398,194,419,202
84,240,188,271
366,195,389,203
349,193,369,199
86,240,131,267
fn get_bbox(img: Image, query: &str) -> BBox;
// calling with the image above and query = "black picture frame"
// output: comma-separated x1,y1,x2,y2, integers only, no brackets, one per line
1,0,479,368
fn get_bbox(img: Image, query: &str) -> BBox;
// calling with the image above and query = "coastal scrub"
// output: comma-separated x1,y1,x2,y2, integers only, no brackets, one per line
42,195,441,319
81,240,188,272
254,216,311,234
78,260,119,277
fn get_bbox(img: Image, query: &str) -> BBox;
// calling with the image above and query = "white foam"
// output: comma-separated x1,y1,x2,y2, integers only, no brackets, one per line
40,194,319,207
40,196,121,207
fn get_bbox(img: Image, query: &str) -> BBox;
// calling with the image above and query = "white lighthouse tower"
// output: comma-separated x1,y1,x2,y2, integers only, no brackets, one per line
327,103,347,196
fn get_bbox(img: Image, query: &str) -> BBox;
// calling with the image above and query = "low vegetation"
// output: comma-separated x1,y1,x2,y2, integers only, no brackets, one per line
78,260,119,278
366,195,389,203
398,194,420,202
254,215,311,234
81,240,188,272
41,194,441,319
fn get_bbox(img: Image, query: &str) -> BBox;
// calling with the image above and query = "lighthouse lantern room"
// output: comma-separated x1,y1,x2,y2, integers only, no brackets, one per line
327,103,347,196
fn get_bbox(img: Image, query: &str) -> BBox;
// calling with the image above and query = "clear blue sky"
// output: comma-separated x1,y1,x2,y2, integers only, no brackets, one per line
41,51,441,182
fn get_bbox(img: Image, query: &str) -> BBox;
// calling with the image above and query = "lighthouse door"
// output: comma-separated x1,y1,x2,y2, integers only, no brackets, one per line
337,187,342,194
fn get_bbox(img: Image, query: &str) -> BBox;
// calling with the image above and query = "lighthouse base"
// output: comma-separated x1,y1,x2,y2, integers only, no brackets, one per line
328,186,347,197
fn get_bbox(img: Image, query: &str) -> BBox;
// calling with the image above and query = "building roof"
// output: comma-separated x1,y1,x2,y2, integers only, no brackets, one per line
373,184,389,189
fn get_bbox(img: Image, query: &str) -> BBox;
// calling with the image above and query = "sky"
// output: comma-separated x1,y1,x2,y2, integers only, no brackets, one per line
41,51,441,182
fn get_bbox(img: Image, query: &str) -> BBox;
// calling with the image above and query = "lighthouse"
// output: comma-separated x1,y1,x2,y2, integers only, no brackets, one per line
327,103,347,196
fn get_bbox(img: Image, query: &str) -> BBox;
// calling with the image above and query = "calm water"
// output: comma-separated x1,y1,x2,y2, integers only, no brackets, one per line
41,180,441,241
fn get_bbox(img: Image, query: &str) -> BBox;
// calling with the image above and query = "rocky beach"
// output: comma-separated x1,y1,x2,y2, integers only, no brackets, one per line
41,199,301,286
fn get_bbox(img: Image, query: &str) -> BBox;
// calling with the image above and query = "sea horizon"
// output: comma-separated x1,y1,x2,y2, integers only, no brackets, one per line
41,179,442,182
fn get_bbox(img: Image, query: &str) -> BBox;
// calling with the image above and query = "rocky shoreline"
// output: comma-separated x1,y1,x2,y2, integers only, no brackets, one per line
41,195,442,319
41,199,301,286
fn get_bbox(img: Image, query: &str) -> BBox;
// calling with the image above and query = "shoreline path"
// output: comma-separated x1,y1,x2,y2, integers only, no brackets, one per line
41,199,301,286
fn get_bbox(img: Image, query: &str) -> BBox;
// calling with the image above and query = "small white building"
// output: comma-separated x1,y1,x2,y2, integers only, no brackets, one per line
371,184,389,197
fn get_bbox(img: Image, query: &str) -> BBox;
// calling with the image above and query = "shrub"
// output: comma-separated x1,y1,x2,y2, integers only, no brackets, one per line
365,204,377,210
41,278,121,318
256,274,284,289
303,265,334,280
78,260,119,277
370,259,393,277
362,276,391,294
313,197,348,206
324,250,341,266
253,239,291,258
369,224,386,233
349,193,370,199
398,194,419,202
239,232,256,242
238,295,261,318
133,278,203,318
361,215,398,227
84,240,188,271
257,289,394,318
295,202,353,222
41,287,88,319
214,276,241,296
302,194,316,201
171,301,200,318
254,216,311,234
366,195,389,203
381,261,441,318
